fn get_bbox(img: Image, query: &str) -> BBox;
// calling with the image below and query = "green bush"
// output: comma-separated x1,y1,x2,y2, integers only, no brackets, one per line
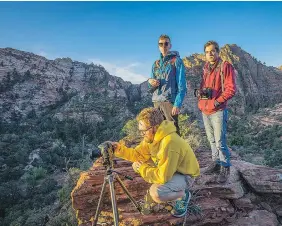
228,115,282,168
39,178,58,194
3,209,25,226
264,149,282,168
58,185,73,204
58,168,82,205
178,114,205,150
0,181,22,209
24,167,47,186
121,119,138,137
47,203,77,226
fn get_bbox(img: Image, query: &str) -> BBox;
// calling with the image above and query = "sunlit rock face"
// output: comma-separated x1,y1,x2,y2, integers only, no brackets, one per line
71,149,282,226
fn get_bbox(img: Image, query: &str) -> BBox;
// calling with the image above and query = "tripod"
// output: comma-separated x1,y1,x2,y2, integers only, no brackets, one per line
92,165,142,226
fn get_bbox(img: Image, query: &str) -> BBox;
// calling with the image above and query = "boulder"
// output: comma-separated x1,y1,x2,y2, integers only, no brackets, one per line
232,160,282,193
228,210,279,226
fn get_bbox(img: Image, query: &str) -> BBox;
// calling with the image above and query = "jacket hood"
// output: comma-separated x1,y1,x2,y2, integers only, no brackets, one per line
167,51,180,57
154,120,176,142
160,51,180,61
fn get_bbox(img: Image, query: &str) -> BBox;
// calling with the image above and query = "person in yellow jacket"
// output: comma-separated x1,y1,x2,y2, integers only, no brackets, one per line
112,107,200,217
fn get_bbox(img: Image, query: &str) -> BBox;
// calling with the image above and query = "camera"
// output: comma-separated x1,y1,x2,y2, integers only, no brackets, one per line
194,87,213,100
200,87,213,99
90,141,115,167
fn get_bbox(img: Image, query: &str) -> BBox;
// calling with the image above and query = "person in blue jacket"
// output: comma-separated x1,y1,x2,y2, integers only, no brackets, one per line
148,34,187,135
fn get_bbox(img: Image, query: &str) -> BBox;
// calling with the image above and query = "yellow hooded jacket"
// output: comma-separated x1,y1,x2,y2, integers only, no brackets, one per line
115,120,200,184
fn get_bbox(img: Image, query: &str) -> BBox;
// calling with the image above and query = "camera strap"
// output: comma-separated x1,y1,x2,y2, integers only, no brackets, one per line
204,60,221,89
220,61,225,92
211,60,225,91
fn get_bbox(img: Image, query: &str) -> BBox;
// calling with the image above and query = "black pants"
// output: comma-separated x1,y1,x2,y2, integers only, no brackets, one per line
153,102,180,136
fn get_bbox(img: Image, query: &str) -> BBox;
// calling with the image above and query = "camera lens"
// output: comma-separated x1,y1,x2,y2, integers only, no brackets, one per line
90,149,102,160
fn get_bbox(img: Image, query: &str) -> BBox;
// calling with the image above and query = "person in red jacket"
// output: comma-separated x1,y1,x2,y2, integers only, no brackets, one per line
197,40,236,183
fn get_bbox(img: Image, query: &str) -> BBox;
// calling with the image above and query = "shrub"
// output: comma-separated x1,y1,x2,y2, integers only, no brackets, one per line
47,203,77,226
178,114,204,150
264,149,282,168
58,168,82,205
24,167,47,186
121,119,138,137
0,181,22,209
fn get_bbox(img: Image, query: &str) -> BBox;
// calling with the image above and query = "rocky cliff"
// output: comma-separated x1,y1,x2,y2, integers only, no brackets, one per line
1,45,282,124
71,149,282,226
0,48,148,124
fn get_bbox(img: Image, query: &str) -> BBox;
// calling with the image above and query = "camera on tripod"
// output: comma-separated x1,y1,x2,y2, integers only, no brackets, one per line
90,141,143,226
90,141,115,168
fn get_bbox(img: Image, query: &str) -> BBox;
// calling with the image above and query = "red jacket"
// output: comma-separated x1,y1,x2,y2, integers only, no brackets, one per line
198,59,236,115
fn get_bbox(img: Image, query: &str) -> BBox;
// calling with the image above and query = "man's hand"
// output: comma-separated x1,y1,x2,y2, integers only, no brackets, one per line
194,89,201,98
148,79,160,88
132,161,143,174
172,106,180,116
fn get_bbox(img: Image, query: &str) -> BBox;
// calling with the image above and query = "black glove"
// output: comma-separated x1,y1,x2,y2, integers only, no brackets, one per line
214,100,221,108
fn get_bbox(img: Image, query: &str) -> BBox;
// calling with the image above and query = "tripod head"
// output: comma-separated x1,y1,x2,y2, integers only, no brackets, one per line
90,141,115,169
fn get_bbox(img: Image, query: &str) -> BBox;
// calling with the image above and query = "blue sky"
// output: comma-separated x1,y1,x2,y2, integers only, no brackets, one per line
0,2,281,84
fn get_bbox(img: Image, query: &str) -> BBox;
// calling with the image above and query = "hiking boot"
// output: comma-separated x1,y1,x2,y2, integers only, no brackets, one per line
203,161,220,175
217,166,230,183
170,190,191,218
140,190,154,215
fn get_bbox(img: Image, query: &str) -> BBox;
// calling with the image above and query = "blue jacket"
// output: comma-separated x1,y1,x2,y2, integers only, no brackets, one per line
149,51,187,108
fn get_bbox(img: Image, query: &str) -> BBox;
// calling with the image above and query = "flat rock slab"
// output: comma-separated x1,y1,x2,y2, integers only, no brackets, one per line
228,210,279,226
232,160,282,193
194,166,245,199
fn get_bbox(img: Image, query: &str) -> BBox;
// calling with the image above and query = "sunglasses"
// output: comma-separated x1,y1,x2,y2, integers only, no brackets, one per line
158,42,169,47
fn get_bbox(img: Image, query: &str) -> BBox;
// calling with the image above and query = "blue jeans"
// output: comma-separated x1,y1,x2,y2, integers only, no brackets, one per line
202,109,231,167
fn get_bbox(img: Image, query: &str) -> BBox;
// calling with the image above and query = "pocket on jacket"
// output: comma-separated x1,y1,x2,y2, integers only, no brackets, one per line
206,98,216,112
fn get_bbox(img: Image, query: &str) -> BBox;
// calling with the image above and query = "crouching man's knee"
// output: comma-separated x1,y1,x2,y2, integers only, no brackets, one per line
149,183,186,204
149,184,164,203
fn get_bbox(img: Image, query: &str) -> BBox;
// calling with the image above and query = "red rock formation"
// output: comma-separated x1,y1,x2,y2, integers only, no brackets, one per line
71,149,282,226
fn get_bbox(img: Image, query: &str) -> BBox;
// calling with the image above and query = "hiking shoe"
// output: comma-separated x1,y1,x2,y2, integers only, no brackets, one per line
203,161,221,175
170,190,191,218
140,190,154,215
217,166,230,183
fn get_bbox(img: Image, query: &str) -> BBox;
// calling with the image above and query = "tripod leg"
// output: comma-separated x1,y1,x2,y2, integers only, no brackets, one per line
92,177,107,226
108,174,119,226
115,175,142,213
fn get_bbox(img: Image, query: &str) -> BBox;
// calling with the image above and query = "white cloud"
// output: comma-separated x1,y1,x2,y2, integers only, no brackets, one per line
37,51,48,58
88,58,149,84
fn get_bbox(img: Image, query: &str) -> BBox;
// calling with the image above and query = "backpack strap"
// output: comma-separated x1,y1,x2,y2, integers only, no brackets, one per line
170,56,177,76
155,59,160,68
220,61,225,92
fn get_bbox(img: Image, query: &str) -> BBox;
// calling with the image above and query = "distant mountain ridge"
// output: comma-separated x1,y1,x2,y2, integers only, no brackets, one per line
0,47,148,123
1,45,282,123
